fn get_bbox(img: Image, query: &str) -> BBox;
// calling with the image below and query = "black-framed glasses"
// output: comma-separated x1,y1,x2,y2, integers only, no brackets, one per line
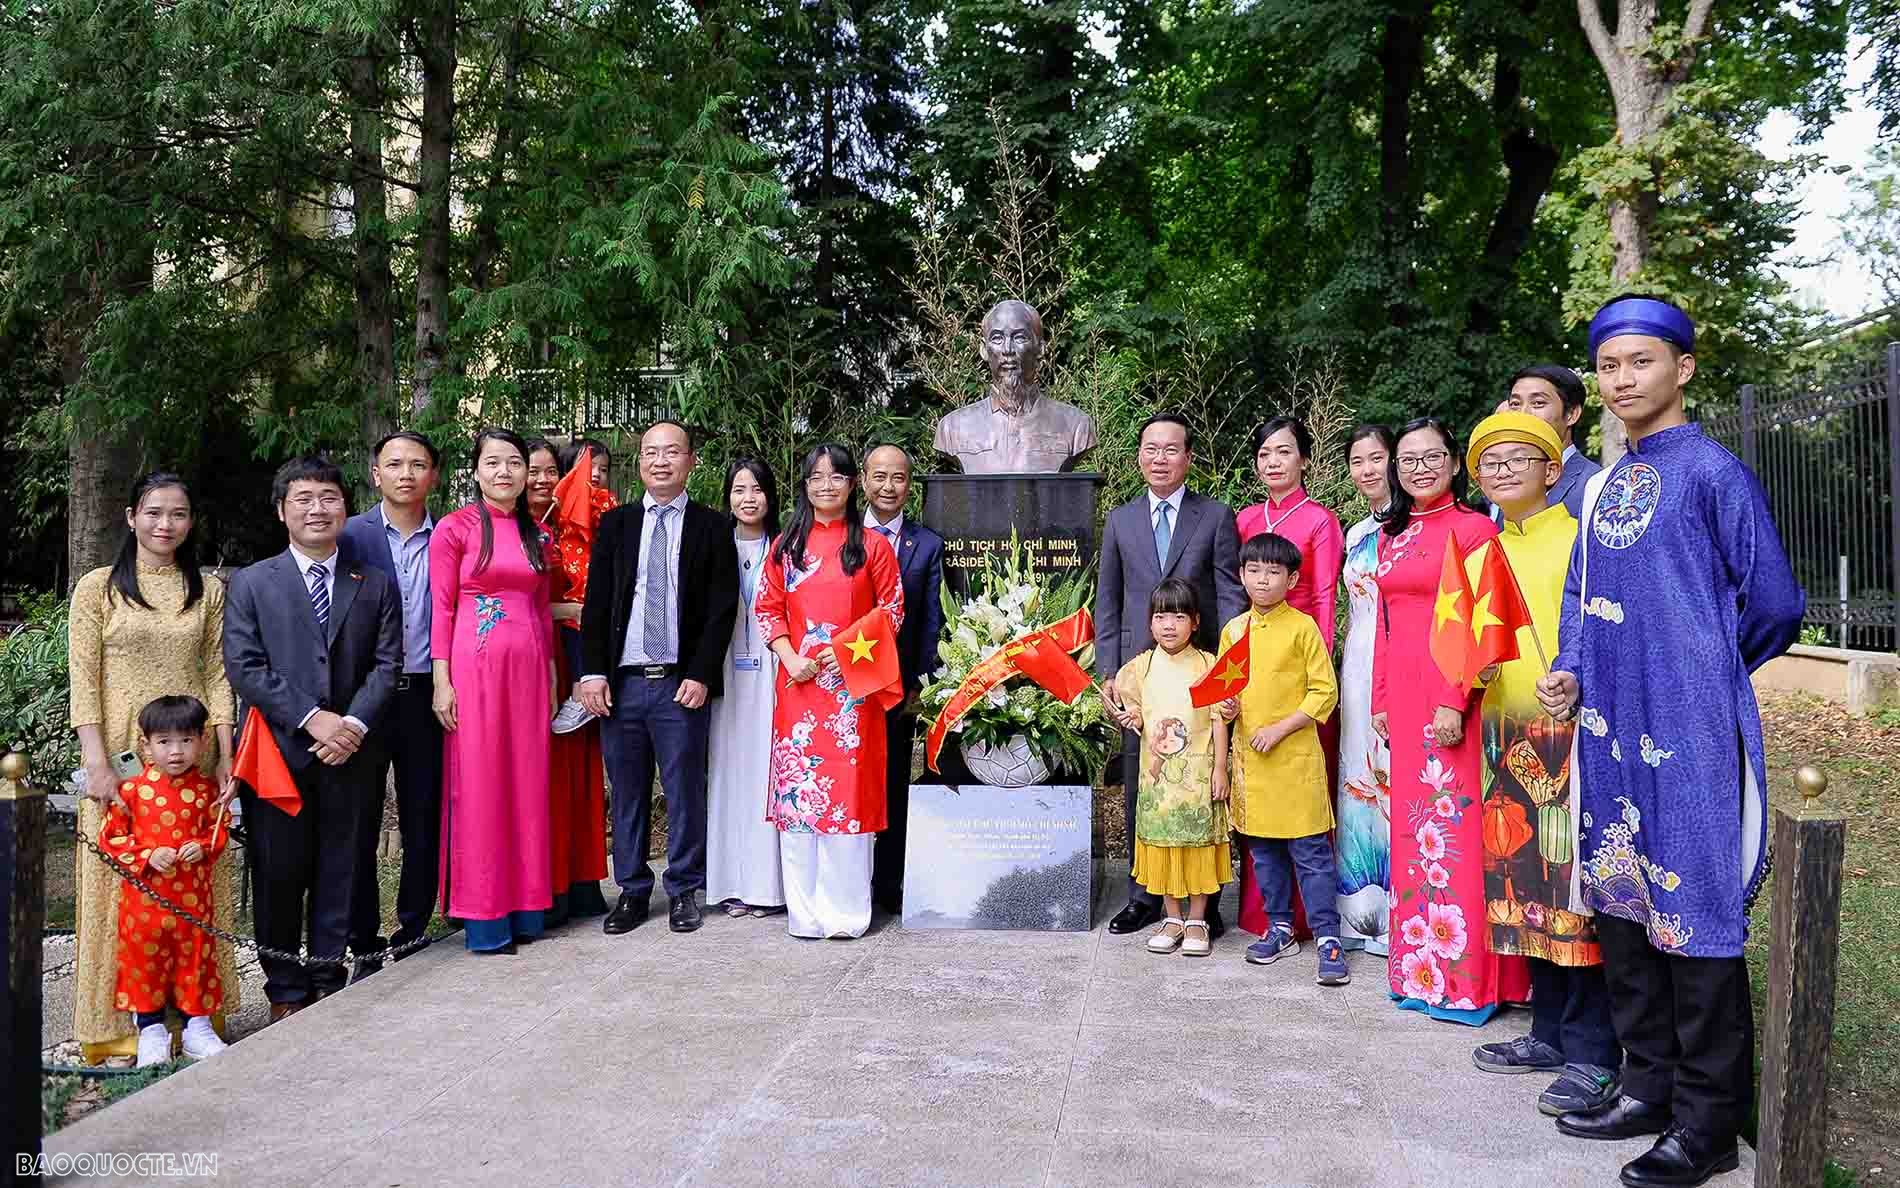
1395,450,1450,473
1474,455,1547,478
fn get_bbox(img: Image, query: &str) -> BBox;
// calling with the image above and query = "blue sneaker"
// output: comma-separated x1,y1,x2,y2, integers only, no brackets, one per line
1315,937,1350,985
1245,928,1298,965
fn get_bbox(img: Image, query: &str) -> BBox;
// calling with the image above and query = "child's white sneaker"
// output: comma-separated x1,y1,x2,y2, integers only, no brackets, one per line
551,697,595,734
135,1022,172,1068
181,1016,227,1059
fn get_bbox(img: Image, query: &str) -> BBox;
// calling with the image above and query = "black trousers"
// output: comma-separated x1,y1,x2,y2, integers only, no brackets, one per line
1528,956,1622,1069
347,677,444,954
601,669,709,900
244,759,375,1005
1596,914,1754,1139
872,710,916,910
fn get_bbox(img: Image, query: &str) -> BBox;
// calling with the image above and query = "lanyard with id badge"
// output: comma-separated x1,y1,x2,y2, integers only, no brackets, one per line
735,537,765,671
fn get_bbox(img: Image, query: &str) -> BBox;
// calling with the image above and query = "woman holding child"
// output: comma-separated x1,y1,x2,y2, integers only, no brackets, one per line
67,472,240,1063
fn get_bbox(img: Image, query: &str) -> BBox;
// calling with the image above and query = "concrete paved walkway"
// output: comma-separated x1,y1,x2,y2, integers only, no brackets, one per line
43,879,1754,1187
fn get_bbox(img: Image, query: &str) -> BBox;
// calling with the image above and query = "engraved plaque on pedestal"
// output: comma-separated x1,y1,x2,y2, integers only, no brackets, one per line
921,472,1104,600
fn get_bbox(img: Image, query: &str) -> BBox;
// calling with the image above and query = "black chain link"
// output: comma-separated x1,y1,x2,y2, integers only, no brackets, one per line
65,805,432,972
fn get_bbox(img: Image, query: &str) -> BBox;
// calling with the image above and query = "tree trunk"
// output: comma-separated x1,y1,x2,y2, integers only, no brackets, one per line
1379,1,1430,323
1576,0,1716,463
467,17,525,296
410,0,456,417
1467,22,1561,338
344,47,397,453
61,252,149,590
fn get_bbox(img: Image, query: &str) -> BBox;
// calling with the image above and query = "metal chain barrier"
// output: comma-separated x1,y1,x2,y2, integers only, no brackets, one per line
51,802,432,975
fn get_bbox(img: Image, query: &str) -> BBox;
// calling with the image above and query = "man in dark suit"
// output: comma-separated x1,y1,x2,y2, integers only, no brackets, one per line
577,420,739,935
862,443,946,915
1095,412,1246,935
224,456,402,1021
337,431,442,964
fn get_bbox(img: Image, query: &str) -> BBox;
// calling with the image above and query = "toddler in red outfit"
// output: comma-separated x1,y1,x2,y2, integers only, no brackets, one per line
99,695,231,1067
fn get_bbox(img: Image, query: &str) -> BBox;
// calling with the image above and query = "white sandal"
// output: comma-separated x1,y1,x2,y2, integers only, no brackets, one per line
1181,919,1212,957
1147,917,1187,954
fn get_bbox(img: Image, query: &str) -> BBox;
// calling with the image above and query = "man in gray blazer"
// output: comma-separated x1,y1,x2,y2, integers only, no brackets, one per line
1095,413,1246,935
1503,363,1601,518
224,456,402,1021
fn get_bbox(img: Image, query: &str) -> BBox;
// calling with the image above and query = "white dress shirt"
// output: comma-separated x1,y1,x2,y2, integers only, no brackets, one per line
288,543,368,735
864,509,905,542
1146,486,1185,533
617,490,689,667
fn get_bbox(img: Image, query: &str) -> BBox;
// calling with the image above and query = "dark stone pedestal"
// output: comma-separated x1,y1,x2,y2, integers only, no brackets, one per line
922,472,1103,599
901,782,1092,931
2,758,46,1176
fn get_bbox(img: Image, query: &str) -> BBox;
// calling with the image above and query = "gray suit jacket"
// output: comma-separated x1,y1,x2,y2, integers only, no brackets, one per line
223,549,403,772
1095,489,1246,675
1550,448,1603,519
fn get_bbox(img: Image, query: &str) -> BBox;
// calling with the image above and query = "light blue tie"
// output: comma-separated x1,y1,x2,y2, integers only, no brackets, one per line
644,505,674,662
1153,501,1173,567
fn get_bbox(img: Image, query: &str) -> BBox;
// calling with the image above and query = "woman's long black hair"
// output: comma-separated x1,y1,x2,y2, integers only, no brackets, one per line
773,443,866,575
726,456,781,538
1378,417,1480,537
108,473,204,611
471,428,547,575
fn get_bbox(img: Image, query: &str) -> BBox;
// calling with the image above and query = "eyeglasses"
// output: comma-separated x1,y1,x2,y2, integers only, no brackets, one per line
640,446,689,462
805,473,850,489
1396,451,1450,473
1475,455,1546,478
1139,445,1187,461
287,494,346,511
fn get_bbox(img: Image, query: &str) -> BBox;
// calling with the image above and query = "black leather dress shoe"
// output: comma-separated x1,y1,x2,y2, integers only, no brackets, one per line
1619,1125,1739,1187
602,893,648,935
669,894,703,933
1107,900,1161,935
1555,1094,1672,1141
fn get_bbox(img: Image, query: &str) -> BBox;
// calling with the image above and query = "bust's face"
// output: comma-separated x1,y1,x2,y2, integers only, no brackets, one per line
980,304,1043,389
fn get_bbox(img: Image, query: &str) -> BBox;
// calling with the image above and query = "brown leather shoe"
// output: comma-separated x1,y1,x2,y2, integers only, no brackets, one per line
268,1002,305,1025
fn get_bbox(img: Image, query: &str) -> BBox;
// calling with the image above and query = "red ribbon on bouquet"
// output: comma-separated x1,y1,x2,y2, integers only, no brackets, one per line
923,607,1097,772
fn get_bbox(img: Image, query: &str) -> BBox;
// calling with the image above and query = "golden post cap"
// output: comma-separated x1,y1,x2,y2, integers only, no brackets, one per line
0,749,27,782
1794,765,1828,801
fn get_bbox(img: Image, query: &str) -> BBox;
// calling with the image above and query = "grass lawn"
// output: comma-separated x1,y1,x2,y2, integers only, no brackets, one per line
1751,691,1900,1187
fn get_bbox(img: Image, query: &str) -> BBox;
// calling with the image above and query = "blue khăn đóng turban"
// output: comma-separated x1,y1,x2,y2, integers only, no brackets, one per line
1587,297,1695,366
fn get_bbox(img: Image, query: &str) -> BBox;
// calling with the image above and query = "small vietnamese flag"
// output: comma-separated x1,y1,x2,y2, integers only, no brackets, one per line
232,705,302,817
1429,536,1477,689
1465,540,1534,685
1189,630,1251,708
1009,628,1095,704
836,610,904,711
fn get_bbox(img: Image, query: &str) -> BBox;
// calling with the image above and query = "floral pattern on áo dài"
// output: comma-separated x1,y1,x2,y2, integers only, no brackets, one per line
473,593,506,652
1392,725,1481,1013
755,519,905,838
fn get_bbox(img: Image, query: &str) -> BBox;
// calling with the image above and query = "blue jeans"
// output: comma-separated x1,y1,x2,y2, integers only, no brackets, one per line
1242,832,1341,938
600,670,710,900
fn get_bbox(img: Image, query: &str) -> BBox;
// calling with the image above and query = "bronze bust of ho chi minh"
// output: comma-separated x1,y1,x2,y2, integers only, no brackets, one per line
932,299,1098,474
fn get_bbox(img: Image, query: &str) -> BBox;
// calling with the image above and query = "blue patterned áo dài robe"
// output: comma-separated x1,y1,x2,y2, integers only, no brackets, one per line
1553,424,1805,959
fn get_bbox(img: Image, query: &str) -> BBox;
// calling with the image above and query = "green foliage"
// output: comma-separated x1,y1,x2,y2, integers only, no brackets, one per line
0,594,78,779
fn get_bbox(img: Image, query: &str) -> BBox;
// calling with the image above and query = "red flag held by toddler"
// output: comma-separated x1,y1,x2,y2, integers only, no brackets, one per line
232,706,302,817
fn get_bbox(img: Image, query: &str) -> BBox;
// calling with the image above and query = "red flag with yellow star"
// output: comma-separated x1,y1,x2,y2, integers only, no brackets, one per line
1429,536,1478,689
835,609,904,710
1189,629,1251,708
1465,539,1533,685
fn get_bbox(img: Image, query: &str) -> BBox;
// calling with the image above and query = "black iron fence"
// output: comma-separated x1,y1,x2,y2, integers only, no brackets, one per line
481,367,680,437
1701,343,1899,652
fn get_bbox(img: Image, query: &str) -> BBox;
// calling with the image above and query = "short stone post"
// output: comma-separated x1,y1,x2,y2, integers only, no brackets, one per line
1756,766,1847,1188
2,747,47,1179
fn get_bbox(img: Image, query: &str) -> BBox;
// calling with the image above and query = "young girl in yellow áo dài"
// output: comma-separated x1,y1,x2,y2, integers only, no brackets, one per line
1109,578,1233,957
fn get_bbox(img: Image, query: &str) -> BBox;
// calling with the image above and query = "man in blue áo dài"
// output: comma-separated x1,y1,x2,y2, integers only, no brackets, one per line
1537,294,1804,1188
